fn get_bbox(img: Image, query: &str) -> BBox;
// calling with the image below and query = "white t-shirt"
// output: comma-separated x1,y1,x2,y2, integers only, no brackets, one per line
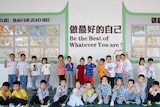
16,61,29,76
105,62,116,77
30,63,41,76
125,58,133,72
41,64,51,75
149,87,160,96
7,61,18,75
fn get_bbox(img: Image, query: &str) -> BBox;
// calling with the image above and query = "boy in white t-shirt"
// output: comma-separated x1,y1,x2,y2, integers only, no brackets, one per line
16,54,30,90
30,56,42,91
41,58,52,90
105,55,116,89
4,53,18,89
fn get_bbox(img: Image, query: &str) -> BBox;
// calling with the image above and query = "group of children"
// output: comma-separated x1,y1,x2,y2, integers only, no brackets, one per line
0,52,159,107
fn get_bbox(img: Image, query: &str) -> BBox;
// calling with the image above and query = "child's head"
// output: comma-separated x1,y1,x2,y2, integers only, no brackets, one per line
99,58,105,65
67,56,72,63
116,55,120,61
60,78,66,87
86,81,92,89
148,58,153,65
116,77,123,86
58,55,64,61
106,55,112,63
75,80,81,89
32,56,37,63
40,80,47,90
41,57,48,64
138,74,145,84
87,56,92,63
152,81,160,90
120,53,125,60
2,82,10,92
13,81,21,91
128,79,135,88
139,57,145,65
20,54,26,61
9,53,15,61
80,57,85,64
101,75,108,84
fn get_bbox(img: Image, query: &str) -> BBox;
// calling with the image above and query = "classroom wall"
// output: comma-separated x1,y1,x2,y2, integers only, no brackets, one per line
0,0,160,87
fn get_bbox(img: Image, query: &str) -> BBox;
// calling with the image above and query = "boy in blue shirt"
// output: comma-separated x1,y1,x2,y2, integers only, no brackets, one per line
85,56,96,83
66,56,74,89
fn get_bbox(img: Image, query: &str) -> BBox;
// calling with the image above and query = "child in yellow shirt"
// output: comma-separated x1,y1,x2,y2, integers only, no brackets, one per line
0,82,11,106
10,81,28,106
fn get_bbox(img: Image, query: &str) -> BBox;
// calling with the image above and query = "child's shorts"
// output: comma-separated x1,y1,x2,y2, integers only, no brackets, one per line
85,76,94,83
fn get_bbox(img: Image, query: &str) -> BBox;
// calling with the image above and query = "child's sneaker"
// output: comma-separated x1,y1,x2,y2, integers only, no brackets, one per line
9,103,15,107
0,105,3,107
89,103,93,106
130,100,135,104
29,104,33,107
155,101,160,104
61,103,66,107
110,101,114,106
148,100,152,106
84,102,87,106
97,99,103,104
16,103,21,107
142,101,147,106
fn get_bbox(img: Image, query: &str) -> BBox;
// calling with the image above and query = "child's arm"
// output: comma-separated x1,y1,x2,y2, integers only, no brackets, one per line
112,85,119,92
105,69,110,77
2,91,7,100
76,69,79,79
16,69,19,77
18,90,27,100
4,59,7,68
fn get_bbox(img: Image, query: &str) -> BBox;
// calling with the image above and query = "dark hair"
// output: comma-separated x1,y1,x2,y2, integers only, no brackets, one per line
20,54,26,57
148,58,153,62
40,80,47,84
80,57,85,61
9,53,15,57
42,57,48,61
32,56,37,59
102,75,108,80
67,56,71,59
138,74,145,79
86,81,92,84
100,58,105,62
75,80,81,85
153,81,159,86
88,56,93,59
116,77,123,82
128,79,135,84
60,78,66,82
58,55,64,59
2,82,10,87
13,81,20,85
120,53,125,57
139,57,145,65
106,55,111,58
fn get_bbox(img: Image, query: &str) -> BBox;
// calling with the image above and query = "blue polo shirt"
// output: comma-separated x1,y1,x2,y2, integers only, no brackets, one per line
66,63,74,72
85,63,96,76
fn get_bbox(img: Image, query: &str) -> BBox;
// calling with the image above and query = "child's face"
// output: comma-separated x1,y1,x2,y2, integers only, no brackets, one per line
60,80,66,87
2,86,9,92
10,55,15,61
99,60,104,65
140,60,144,65
153,85,159,90
88,58,92,63
128,81,134,88
106,57,111,63
116,79,122,86
32,58,37,63
40,83,47,90
120,55,125,60
75,82,81,89
21,55,26,61
13,84,20,91
148,61,153,65
80,59,84,65
138,76,144,83
42,59,47,64
86,83,92,89
59,57,63,61
116,55,120,61
67,58,71,63
102,77,108,83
